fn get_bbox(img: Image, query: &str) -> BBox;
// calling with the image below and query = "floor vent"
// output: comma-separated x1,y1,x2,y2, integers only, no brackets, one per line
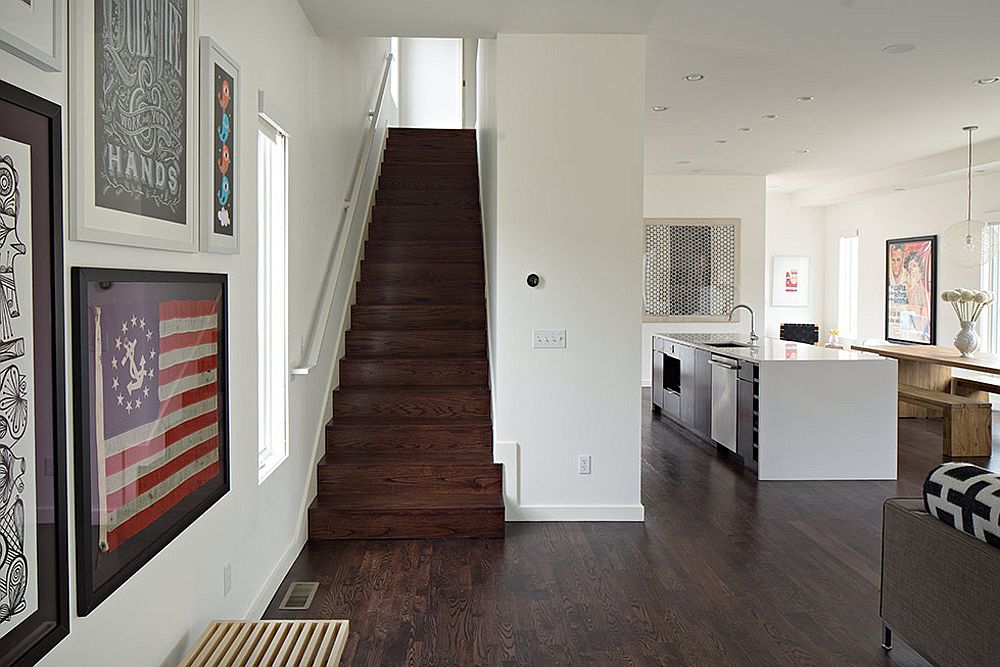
279,581,320,610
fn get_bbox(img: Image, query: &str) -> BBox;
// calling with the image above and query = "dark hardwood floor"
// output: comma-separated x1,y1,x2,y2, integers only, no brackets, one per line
266,392,997,664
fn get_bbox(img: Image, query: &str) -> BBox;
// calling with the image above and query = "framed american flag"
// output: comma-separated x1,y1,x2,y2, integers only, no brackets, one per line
71,268,229,615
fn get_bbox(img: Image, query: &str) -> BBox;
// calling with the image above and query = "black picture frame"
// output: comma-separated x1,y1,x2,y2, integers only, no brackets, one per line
885,235,938,345
0,81,70,665
71,268,229,616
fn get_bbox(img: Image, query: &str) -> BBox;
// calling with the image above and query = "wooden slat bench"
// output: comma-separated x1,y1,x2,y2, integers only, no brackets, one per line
898,384,991,457
951,375,1000,401
180,620,349,667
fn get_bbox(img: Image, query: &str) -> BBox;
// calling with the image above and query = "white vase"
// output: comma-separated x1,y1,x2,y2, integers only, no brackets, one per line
954,321,980,358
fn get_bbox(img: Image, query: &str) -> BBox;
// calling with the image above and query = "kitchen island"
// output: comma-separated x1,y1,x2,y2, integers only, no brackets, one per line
652,333,898,481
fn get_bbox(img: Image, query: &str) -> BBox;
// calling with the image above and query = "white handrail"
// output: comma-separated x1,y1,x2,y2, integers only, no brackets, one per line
292,53,394,375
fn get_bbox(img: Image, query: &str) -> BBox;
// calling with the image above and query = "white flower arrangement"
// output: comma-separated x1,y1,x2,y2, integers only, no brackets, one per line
941,289,994,323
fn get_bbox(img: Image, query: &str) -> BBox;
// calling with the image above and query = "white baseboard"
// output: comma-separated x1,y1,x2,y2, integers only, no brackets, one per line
245,517,308,619
506,504,645,522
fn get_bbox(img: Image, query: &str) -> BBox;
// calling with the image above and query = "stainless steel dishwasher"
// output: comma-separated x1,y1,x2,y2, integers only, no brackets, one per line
710,354,739,452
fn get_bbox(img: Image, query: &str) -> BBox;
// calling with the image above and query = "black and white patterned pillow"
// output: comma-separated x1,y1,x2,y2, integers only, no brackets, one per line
923,462,1000,548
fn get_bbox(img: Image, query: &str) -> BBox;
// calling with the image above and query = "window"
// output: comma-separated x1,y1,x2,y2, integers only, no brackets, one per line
981,223,1000,353
258,113,289,482
838,232,859,338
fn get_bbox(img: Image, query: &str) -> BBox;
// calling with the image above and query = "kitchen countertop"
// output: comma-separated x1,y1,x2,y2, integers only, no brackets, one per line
654,333,884,363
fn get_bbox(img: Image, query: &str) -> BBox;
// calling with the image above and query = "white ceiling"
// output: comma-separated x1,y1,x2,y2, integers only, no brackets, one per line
299,0,1000,194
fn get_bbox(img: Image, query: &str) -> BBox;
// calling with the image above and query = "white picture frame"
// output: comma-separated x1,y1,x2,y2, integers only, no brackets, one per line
199,37,240,254
0,0,61,72
771,255,809,307
69,0,199,252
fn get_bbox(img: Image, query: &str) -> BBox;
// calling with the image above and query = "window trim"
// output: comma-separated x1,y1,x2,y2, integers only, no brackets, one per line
838,230,859,339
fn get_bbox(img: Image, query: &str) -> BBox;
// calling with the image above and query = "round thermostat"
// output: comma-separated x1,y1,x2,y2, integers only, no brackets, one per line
526,274,540,288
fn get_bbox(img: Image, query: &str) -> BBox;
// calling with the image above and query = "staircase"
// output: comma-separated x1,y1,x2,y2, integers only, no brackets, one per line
308,128,504,540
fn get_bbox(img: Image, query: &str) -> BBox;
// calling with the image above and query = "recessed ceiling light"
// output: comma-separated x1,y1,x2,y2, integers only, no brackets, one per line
651,105,669,112
676,160,692,164
738,127,751,132
795,149,810,154
762,114,778,120
768,185,779,189
894,187,907,192
714,139,728,144
976,168,986,173
976,77,1000,85
683,73,705,82
882,43,916,55
796,96,815,102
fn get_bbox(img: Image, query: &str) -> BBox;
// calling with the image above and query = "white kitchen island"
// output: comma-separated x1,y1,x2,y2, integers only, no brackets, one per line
652,334,899,481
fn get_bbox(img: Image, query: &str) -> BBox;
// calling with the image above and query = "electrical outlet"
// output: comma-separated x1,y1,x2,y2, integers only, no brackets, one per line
578,454,592,475
223,562,232,597
532,329,566,349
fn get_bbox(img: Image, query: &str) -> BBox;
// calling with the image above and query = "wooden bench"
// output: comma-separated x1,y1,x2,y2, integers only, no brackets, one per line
180,620,349,666
898,384,991,457
951,375,1000,402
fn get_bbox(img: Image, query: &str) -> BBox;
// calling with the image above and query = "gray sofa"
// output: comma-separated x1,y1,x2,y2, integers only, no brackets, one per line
881,498,1000,666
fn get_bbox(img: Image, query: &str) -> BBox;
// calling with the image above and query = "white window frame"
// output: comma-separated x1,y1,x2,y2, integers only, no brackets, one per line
257,93,290,483
838,231,859,339
981,222,1000,353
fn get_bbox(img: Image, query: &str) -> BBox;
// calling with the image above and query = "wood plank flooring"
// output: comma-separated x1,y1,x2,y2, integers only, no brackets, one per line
267,392,997,664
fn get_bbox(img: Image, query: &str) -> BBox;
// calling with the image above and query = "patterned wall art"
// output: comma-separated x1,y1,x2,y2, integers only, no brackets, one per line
771,256,810,308
643,218,740,322
69,0,200,252
72,269,230,615
199,37,239,254
0,0,61,72
0,81,70,666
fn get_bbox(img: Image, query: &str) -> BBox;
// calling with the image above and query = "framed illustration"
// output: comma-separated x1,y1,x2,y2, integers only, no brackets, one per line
0,0,61,72
771,256,809,307
0,81,70,665
643,218,740,322
886,235,937,345
69,0,200,252
199,37,239,254
72,268,229,615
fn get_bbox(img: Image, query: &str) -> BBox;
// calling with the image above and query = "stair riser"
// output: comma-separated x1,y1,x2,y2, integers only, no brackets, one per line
309,506,504,540
384,153,476,165
356,284,483,305
389,128,475,139
326,424,493,453
372,205,481,224
376,190,480,207
377,175,478,191
350,305,485,330
345,331,486,356
367,224,482,243
361,263,483,284
318,465,502,497
333,392,491,419
379,163,478,180
340,359,488,386
363,242,482,264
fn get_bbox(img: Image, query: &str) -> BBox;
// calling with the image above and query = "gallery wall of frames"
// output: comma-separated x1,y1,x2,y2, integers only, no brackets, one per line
1,1,238,663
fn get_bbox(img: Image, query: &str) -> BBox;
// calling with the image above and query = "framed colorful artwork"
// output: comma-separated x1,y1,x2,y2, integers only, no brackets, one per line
0,81,70,665
0,0,61,72
71,268,230,615
885,235,937,345
199,37,239,254
771,256,809,307
69,0,200,252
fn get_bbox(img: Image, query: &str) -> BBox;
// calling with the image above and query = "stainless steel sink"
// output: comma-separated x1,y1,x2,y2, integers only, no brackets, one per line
705,341,753,348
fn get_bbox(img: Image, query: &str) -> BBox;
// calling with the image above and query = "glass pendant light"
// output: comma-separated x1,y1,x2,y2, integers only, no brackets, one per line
942,125,994,268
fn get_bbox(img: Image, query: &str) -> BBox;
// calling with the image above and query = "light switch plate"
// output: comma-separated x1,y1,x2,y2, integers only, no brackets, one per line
532,329,566,349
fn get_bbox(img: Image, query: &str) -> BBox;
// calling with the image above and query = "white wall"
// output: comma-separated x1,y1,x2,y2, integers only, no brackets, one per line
462,38,478,129
822,172,1000,347
398,37,463,129
493,34,645,521
476,38,498,382
0,2,388,665
764,193,826,339
641,175,766,384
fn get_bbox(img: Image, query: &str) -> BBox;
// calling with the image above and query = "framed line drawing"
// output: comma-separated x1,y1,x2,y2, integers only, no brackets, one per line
72,268,230,615
69,0,200,252
0,80,70,666
199,37,239,254
0,0,62,72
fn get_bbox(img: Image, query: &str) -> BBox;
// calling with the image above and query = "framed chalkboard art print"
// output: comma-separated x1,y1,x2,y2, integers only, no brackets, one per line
0,81,70,666
69,0,200,252
199,37,240,254
72,268,230,615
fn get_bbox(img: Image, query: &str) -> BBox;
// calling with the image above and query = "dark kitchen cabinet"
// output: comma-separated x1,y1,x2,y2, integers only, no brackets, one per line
693,349,712,438
651,348,664,409
678,343,696,426
737,361,759,472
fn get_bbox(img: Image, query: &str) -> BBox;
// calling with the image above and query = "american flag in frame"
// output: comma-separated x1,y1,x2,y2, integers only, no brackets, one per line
72,268,230,616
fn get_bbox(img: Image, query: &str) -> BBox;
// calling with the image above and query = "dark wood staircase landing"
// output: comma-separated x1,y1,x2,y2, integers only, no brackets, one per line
309,128,504,540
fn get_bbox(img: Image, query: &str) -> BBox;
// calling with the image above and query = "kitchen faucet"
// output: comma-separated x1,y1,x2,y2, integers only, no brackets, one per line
728,304,758,344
